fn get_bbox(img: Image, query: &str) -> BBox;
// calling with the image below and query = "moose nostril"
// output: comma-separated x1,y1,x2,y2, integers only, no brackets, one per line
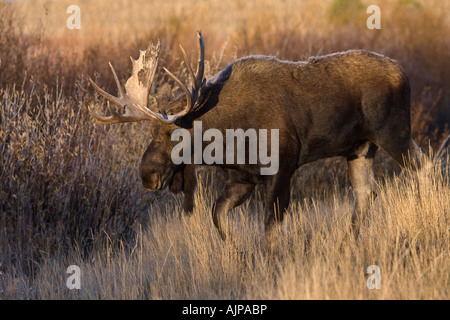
141,170,159,190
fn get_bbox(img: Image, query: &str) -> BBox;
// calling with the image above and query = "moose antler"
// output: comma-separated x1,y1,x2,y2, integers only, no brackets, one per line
89,39,161,124
162,31,205,117
89,31,205,125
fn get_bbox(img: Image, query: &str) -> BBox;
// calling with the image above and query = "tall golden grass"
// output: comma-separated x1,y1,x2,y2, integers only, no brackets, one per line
0,0,449,299
1,162,449,299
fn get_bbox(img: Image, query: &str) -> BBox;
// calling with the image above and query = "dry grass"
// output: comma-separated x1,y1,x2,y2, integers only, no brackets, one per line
1,162,449,299
0,0,449,299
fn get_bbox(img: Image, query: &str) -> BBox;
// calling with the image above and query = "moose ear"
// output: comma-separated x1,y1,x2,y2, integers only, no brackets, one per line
156,83,175,103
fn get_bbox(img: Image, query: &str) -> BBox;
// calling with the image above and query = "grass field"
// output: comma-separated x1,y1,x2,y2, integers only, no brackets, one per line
0,0,449,299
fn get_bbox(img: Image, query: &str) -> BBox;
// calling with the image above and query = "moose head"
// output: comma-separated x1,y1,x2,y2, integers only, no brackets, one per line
89,32,205,209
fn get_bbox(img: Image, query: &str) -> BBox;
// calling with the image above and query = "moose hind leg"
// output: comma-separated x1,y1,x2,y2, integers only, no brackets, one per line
212,182,255,242
378,137,432,194
381,137,426,170
347,142,378,238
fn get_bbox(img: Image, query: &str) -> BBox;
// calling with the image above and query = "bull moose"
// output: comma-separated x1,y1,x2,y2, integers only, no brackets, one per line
89,32,424,250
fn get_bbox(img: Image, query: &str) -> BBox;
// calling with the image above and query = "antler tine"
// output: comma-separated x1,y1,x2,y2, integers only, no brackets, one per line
160,31,206,122
162,67,190,97
162,66,193,112
106,101,121,117
89,77,123,107
195,31,205,88
179,44,197,91
108,62,125,98
145,38,162,94
88,102,121,124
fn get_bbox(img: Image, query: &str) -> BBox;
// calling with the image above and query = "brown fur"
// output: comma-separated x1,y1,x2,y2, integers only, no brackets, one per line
90,37,424,248
138,49,424,247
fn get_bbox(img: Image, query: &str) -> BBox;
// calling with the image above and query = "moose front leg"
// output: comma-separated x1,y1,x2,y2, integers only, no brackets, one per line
182,164,196,215
212,181,255,241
